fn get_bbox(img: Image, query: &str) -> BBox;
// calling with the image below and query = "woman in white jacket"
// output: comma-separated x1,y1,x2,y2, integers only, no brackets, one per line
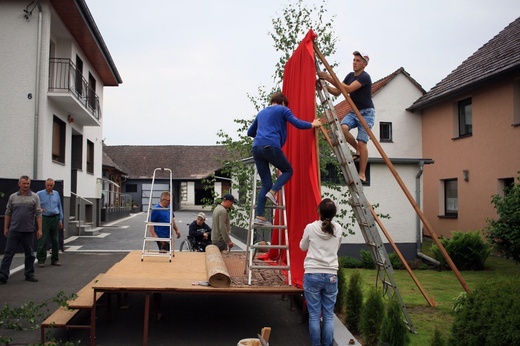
300,198,343,346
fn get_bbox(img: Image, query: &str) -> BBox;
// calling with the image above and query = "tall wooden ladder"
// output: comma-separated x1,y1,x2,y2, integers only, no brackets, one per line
141,168,174,262
245,165,292,286
315,60,415,332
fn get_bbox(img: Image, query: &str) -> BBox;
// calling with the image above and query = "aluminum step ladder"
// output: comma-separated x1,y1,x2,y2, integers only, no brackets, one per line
315,58,415,332
141,168,174,262
245,165,291,286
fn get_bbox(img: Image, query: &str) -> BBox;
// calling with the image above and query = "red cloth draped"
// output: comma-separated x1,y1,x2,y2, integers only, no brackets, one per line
261,30,321,288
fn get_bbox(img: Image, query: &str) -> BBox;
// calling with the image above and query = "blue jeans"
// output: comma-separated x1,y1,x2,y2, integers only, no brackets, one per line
304,273,338,346
252,145,293,217
0,231,36,280
340,108,375,143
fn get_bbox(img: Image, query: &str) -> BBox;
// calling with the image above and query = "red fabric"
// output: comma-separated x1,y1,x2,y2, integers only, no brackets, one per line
261,30,321,288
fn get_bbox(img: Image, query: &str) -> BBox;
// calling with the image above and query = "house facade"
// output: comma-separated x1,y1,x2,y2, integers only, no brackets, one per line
331,68,430,259
0,0,122,237
408,17,520,238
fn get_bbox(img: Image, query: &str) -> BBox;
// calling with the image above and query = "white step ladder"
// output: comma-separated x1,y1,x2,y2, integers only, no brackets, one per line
245,165,291,286
314,53,415,332
141,168,174,262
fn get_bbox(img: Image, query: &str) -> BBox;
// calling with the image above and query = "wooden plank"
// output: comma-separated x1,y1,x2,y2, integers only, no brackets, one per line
67,274,105,309
41,306,79,327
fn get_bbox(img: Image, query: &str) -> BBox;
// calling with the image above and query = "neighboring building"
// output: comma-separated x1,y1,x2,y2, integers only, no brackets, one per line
0,0,122,236
101,151,130,224
408,17,520,238
331,67,431,259
103,145,232,212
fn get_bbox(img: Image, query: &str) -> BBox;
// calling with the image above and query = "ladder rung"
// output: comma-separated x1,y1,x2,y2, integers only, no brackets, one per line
145,222,171,227
250,265,290,270
253,204,286,210
253,224,287,230
143,237,170,241
252,245,288,250
381,280,396,288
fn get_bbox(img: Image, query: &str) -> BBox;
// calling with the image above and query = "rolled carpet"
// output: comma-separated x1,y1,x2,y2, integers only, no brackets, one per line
205,244,231,288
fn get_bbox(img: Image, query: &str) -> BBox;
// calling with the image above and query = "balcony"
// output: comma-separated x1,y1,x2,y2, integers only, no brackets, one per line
48,58,101,126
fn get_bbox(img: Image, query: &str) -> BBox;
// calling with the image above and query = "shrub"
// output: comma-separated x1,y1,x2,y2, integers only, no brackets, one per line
485,175,520,263
360,249,375,269
360,286,384,346
334,268,347,313
345,271,363,334
450,276,520,346
430,327,446,346
379,298,410,346
431,231,491,270
339,255,363,268
388,252,404,270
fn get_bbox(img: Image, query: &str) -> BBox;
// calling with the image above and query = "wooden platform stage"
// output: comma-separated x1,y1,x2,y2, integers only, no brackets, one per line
90,250,302,345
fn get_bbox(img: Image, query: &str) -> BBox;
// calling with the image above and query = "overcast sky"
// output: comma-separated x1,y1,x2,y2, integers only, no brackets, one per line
86,0,519,146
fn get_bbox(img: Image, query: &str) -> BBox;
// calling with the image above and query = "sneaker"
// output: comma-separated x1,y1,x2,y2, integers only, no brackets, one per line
254,218,272,226
38,263,45,268
265,191,277,205
51,261,61,266
0,276,7,284
25,276,38,282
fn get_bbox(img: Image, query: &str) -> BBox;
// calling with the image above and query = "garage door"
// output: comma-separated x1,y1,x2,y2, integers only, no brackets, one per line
141,183,170,212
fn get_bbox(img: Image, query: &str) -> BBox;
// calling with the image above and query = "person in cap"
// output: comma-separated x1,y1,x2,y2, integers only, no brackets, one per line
318,51,375,182
211,194,235,252
188,212,212,251
247,92,322,226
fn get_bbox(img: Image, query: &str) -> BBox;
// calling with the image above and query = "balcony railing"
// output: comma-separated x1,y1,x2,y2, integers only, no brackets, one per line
49,58,101,121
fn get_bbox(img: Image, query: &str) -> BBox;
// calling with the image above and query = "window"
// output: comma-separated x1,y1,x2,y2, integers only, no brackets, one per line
444,179,458,217
125,184,137,193
88,73,96,111
458,98,472,136
498,177,515,197
380,122,392,142
86,140,94,174
75,55,83,96
321,162,343,185
52,116,66,163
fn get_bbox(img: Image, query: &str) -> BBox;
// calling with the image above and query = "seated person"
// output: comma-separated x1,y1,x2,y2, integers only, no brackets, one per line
188,212,212,251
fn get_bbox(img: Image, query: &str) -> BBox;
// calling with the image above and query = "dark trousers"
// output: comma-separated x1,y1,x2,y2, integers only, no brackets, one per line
37,215,60,263
0,231,36,280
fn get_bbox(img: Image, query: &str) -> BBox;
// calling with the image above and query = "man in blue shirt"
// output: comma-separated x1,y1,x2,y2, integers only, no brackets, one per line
247,92,322,226
149,191,180,252
37,178,63,267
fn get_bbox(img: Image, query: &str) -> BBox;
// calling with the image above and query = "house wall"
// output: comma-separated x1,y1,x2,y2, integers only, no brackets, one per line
325,162,423,260
0,1,41,177
421,75,520,238
369,73,424,158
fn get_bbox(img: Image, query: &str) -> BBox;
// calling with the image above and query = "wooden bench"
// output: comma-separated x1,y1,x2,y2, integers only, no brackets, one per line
41,274,106,344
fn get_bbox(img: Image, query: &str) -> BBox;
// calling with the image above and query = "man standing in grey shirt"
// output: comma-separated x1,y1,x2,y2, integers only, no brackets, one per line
211,194,235,252
0,175,43,284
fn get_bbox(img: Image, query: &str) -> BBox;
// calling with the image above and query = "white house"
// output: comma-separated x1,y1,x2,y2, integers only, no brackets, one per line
0,0,122,236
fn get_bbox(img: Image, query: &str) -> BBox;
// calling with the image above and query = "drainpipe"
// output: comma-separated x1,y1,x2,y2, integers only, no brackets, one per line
33,0,43,179
415,160,440,265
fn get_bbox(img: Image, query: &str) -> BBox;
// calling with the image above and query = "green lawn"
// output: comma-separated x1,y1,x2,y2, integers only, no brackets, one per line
340,251,520,345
